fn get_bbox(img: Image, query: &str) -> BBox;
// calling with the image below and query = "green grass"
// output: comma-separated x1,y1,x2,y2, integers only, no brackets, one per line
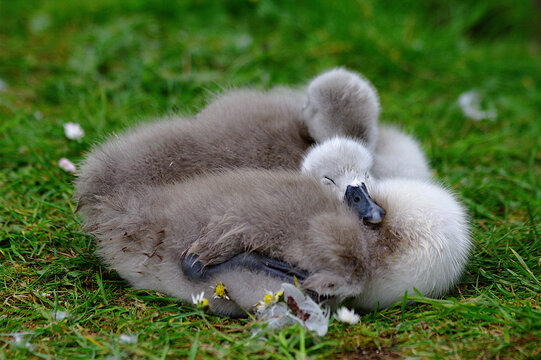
1,0,540,358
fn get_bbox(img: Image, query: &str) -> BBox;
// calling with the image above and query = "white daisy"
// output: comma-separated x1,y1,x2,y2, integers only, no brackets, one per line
58,158,76,173
336,306,360,325
191,291,208,308
212,282,231,300
255,289,284,313
63,122,85,141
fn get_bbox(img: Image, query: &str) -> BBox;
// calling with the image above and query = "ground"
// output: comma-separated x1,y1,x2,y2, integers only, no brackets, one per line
0,0,540,359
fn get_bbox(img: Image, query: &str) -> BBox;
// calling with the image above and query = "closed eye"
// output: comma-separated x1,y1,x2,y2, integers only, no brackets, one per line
323,176,336,185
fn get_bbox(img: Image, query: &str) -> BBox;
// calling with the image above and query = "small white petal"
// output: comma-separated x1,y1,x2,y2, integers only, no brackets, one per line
0,78,7,92
119,334,137,344
12,333,25,343
256,302,268,313
63,122,85,141
10,332,34,350
336,307,360,325
52,310,70,321
59,158,77,173
191,291,205,305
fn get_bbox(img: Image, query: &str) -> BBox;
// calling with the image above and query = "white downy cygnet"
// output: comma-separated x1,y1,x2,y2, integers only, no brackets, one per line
301,136,471,310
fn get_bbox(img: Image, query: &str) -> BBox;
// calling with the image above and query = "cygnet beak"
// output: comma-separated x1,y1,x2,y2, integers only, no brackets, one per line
344,183,386,224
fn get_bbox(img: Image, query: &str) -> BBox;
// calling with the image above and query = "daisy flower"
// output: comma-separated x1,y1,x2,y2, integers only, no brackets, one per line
213,282,230,300
58,158,77,173
256,289,283,312
64,122,85,141
336,306,360,325
191,291,208,309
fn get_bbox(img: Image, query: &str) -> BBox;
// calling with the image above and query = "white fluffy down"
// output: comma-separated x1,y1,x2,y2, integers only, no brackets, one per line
301,136,373,198
351,178,471,311
371,126,432,181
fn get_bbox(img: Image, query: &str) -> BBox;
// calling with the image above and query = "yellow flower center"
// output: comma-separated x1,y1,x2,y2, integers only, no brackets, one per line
215,284,227,297
263,294,274,305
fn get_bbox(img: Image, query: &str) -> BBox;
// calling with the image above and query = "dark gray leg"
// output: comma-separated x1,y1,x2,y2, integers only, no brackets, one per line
181,252,309,284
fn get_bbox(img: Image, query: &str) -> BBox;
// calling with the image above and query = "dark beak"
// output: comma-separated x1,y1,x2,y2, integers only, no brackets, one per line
345,184,386,224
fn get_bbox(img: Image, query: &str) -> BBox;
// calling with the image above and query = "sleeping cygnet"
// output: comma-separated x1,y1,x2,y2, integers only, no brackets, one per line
300,136,470,309
77,165,471,317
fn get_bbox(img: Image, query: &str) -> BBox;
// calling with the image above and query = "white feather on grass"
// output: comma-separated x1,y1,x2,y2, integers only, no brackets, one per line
255,283,330,337
458,90,497,121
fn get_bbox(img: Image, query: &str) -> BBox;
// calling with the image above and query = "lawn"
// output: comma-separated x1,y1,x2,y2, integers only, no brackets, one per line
1,0,540,358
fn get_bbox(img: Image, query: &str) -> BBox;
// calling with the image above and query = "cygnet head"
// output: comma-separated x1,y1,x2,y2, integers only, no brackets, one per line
303,68,380,150
301,137,373,197
348,178,472,311
301,136,385,224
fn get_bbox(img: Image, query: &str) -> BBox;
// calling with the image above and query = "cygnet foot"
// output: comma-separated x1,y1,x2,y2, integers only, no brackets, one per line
303,68,380,149
182,252,309,284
